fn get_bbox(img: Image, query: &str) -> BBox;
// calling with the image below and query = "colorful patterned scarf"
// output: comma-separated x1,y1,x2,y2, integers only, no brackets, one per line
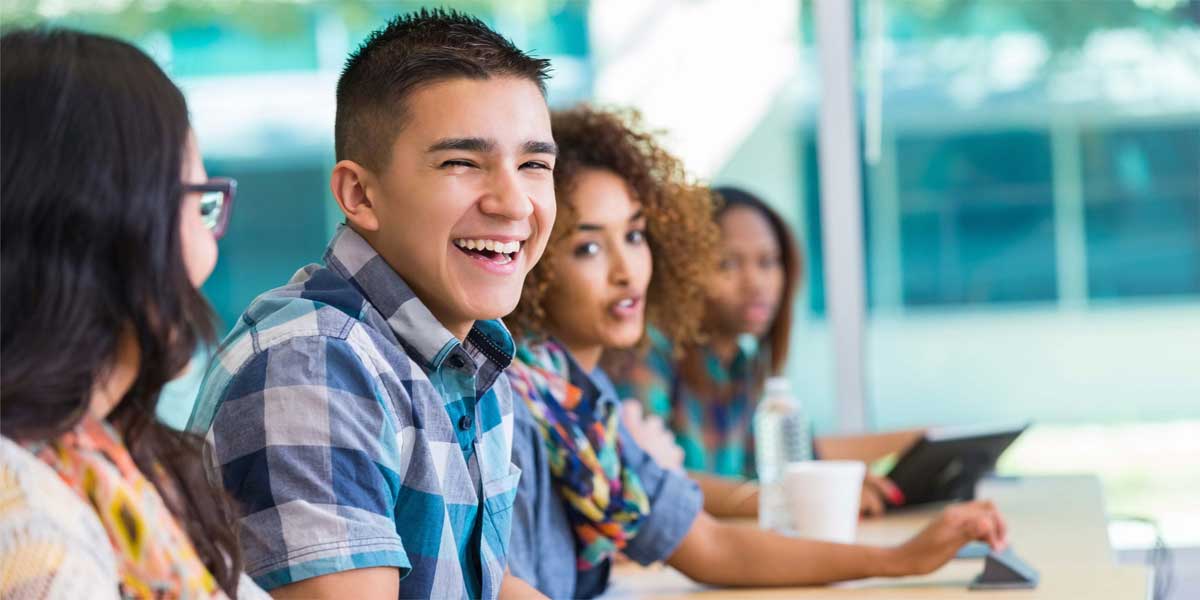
508,341,650,569
28,416,226,599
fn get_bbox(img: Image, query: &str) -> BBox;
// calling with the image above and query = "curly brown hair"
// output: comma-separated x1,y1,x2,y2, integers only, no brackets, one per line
507,105,720,351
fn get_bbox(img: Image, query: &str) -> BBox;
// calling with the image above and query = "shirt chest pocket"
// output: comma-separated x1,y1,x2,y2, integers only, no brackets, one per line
481,463,522,560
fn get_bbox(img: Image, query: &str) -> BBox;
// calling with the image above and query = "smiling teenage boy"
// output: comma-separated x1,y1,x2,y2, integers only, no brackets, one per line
188,9,556,600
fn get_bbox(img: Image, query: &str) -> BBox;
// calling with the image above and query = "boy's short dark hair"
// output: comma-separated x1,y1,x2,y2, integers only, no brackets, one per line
335,8,551,170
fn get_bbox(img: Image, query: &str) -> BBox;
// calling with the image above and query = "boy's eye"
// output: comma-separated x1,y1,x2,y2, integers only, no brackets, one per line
573,241,601,257
521,161,553,171
719,257,738,271
440,159,477,169
627,229,646,244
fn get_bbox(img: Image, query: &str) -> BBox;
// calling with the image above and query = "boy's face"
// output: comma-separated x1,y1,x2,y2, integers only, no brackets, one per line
364,76,556,337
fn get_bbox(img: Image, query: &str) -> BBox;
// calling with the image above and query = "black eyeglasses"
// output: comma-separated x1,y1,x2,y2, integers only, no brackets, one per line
183,177,237,240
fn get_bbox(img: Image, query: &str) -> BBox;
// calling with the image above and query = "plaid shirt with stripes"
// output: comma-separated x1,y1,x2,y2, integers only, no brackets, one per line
189,225,521,599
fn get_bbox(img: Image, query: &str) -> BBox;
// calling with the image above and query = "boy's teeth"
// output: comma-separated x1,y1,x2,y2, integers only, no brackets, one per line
455,239,523,254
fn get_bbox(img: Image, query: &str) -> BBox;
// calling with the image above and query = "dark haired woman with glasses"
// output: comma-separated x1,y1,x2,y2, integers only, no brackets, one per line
0,28,262,599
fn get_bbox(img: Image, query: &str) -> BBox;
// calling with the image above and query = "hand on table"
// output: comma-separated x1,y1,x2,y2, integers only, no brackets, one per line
887,500,1008,576
860,473,904,517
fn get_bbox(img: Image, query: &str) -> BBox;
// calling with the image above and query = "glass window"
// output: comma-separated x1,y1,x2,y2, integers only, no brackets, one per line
892,130,1057,306
1083,125,1200,298
855,0,1200,545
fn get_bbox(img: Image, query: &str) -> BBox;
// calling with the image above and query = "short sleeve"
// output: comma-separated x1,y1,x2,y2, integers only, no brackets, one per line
205,335,410,590
616,423,703,565
234,573,273,600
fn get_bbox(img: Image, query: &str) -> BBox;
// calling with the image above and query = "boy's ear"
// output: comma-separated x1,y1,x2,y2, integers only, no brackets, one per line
330,159,380,232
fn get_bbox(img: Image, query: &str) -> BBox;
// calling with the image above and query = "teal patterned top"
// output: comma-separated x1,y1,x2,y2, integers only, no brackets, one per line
611,329,766,479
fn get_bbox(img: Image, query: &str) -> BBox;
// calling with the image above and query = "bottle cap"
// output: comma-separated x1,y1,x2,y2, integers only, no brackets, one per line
764,376,792,396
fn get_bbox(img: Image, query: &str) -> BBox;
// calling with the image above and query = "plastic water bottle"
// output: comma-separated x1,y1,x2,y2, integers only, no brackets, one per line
754,376,812,532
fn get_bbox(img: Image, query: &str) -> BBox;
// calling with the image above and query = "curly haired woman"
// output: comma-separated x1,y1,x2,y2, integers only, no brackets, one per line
502,105,1009,598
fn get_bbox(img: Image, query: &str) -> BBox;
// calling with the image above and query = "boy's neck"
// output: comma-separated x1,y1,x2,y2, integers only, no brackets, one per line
351,226,477,343
395,285,474,342
442,319,474,343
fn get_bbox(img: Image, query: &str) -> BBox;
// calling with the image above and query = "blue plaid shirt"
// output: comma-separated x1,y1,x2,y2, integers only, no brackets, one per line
189,226,520,599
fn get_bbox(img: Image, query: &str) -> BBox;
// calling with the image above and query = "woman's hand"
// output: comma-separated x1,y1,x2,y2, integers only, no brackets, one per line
619,400,685,471
860,472,904,517
885,500,1008,576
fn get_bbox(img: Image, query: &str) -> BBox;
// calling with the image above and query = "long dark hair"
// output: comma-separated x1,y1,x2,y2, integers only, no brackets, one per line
1,28,240,595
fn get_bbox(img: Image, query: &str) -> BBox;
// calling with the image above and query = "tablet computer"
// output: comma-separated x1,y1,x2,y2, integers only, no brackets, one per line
885,422,1029,506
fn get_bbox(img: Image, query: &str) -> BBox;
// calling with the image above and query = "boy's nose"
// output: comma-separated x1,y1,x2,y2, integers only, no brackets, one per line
480,170,534,220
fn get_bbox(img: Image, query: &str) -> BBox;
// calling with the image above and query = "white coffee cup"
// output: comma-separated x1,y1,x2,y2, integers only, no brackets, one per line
784,460,866,543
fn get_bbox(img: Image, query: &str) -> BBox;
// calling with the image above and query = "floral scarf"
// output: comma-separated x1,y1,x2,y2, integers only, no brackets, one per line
28,415,226,599
508,341,650,569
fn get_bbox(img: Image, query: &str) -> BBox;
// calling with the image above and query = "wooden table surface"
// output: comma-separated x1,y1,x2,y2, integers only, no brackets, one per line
606,475,1151,599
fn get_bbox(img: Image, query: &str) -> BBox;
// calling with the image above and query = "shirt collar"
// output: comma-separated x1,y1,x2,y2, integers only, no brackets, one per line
323,225,514,377
556,342,620,418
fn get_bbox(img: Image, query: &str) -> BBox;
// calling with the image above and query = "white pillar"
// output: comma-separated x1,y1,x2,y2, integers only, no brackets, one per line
815,0,869,433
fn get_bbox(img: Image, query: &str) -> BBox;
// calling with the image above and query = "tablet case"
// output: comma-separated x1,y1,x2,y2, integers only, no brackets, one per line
969,547,1040,590
885,423,1029,505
